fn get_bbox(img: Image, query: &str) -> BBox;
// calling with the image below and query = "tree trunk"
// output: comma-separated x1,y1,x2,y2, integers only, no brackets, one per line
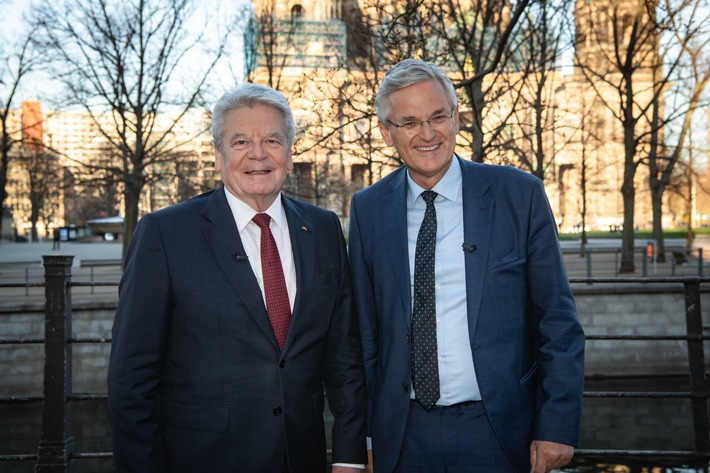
0,129,11,241
619,77,638,274
466,81,485,163
650,179,666,262
122,179,143,262
619,167,636,273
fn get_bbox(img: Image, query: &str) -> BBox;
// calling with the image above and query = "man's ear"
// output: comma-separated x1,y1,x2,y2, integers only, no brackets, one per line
214,145,222,172
378,121,394,147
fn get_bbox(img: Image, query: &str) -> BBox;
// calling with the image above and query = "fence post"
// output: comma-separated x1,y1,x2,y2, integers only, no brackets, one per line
683,279,710,455
671,252,676,277
36,255,76,472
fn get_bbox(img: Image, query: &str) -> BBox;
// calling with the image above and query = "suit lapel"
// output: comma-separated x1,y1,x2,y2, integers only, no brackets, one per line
201,187,279,348
460,157,494,335
382,169,412,328
281,196,315,353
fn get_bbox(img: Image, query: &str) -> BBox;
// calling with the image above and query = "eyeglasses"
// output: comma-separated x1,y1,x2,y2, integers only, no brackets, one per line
386,108,455,132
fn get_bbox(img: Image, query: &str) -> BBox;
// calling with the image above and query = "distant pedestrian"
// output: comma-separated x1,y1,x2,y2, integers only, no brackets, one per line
52,229,60,250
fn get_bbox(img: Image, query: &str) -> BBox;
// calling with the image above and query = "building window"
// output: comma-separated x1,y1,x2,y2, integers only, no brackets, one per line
351,163,367,190
291,162,314,203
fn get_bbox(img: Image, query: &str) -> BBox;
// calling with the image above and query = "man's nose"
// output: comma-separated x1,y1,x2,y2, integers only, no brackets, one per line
249,140,267,158
418,120,436,140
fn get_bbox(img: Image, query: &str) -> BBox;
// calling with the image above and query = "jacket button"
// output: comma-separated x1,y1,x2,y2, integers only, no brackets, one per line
402,383,409,391
273,407,283,416
279,360,286,368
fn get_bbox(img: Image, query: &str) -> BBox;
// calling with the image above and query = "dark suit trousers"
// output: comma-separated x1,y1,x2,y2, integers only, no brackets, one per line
393,401,520,473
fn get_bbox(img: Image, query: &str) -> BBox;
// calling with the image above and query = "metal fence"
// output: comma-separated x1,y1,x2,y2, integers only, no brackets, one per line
0,255,709,471
562,246,706,278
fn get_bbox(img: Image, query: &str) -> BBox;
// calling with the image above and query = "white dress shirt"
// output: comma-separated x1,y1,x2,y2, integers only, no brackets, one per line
406,158,481,405
223,188,297,311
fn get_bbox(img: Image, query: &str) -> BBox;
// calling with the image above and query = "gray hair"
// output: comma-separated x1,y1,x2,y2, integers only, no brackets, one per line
375,59,458,123
212,83,296,151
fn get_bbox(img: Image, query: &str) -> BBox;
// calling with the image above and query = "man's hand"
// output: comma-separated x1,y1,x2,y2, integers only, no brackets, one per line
529,440,574,473
365,449,373,473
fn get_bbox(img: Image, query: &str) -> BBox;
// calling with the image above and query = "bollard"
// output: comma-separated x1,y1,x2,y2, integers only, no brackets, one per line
699,248,704,277
36,255,76,472
641,247,648,277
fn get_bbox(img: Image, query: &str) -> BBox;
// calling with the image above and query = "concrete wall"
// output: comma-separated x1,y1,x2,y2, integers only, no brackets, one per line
0,301,114,396
1,285,709,395
573,283,710,377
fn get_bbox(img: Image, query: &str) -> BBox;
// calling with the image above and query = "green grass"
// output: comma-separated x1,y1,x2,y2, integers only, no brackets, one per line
559,228,702,240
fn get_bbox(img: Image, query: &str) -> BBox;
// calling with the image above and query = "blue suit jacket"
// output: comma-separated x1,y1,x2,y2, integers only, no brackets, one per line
348,157,585,473
108,187,366,473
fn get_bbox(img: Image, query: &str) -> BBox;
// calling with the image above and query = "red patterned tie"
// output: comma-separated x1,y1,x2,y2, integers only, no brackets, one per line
252,213,291,349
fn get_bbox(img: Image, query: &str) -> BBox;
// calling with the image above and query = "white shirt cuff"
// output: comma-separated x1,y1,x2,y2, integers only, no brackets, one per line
332,463,366,469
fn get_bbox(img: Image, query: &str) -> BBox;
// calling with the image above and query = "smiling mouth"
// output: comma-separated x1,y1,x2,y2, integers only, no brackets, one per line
245,170,271,175
416,144,440,152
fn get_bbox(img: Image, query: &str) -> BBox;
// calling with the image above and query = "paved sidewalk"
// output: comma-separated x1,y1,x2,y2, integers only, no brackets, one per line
0,240,122,265
0,237,706,282
0,238,696,263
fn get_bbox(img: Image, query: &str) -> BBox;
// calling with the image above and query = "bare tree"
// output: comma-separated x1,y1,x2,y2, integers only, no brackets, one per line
283,0,535,218
32,0,242,257
574,94,610,256
0,25,40,240
423,0,533,162
18,150,64,240
647,0,710,261
574,0,689,272
291,58,398,216
493,0,576,181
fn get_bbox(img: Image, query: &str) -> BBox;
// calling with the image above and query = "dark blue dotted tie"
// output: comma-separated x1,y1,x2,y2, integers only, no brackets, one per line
412,190,440,411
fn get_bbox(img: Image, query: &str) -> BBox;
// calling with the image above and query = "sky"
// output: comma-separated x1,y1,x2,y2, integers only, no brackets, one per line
1,0,251,108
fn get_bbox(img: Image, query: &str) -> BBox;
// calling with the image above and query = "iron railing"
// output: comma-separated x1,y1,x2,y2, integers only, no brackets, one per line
0,256,708,471
562,246,705,277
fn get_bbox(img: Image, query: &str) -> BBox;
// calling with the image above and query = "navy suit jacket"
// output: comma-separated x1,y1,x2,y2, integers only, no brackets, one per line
108,187,367,473
348,157,585,473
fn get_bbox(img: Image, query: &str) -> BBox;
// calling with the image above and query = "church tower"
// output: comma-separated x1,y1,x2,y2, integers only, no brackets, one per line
246,0,365,82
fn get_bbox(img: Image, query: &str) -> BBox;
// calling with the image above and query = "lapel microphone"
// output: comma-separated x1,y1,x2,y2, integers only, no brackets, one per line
462,243,477,253
234,253,249,262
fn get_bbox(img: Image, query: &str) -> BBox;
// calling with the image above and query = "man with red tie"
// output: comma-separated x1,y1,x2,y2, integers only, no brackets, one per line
108,83,367,473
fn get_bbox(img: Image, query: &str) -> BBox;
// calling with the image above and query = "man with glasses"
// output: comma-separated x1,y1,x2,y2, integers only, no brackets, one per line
348,59,585,473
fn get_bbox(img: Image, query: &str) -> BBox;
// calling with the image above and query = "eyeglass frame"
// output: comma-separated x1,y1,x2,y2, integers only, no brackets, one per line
385,107,456,132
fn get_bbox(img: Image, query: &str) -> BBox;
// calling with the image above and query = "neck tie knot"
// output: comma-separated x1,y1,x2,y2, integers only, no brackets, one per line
253,213,271,229
421,190,437,206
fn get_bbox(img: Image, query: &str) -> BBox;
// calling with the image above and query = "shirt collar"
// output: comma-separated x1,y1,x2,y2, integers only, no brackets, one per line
223,187,287,232
406,156,462,209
